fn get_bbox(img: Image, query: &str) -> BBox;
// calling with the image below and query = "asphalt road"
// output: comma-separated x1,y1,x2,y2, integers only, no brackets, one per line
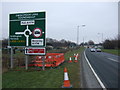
84,48,120,88
80,50,102,88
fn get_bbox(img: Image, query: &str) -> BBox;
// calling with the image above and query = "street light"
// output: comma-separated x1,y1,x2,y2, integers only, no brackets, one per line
82,25,86,46
77,26,79,45
98,33,103,43
76,25,86,45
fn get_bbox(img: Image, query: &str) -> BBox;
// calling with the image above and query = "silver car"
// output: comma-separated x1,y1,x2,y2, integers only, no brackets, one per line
90,48,96,52
96,48,101,52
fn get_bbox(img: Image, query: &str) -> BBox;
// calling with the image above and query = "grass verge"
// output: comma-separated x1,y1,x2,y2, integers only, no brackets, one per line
102,49,120,56
2,47,85,88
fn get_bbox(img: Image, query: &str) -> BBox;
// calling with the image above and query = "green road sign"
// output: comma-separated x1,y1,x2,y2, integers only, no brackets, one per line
9,12,46,47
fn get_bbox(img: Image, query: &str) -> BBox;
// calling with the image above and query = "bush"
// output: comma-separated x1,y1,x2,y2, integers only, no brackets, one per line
103,39,115,49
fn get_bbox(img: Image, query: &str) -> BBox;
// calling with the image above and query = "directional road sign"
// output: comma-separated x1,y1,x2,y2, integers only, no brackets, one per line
25,47,46,55
9,12,46,47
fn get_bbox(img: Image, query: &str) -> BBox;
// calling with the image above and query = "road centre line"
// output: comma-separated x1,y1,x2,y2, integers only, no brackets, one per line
107,58,119,63
84,49,106,90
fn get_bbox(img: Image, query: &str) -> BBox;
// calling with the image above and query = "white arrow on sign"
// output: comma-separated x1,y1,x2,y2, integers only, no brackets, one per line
15,25,32,46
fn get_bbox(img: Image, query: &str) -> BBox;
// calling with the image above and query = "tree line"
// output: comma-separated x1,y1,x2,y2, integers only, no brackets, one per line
2,38,77,48
103,35,120,49
2,34,120,49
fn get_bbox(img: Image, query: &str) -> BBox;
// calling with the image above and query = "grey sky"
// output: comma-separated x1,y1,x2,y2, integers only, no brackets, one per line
1,2,118,44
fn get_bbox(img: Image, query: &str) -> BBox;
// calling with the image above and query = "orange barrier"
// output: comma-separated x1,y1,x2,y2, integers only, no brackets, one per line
29,53,65,67
62,67,72,88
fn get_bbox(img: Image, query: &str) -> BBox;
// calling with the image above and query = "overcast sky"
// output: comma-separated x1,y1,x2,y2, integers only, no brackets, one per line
1,1,118,44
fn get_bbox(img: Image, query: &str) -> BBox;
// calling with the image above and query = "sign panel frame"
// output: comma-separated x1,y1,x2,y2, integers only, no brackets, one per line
9,11,46,47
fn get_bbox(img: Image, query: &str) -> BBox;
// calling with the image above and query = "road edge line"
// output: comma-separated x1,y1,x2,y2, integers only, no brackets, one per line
84,49,107,90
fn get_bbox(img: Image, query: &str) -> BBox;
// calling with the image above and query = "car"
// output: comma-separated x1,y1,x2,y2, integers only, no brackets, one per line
90,48,96,52
96,48,101,52
94,46,98,49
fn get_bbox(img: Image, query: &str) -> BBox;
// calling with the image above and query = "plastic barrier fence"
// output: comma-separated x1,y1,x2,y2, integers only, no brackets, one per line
28,53,65,67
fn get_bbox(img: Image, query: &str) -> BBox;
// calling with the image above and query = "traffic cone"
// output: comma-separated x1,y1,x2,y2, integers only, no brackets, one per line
68,57,72,63
62,67,72,88
74,56,78,62
74,53,76,57
76,53,79,57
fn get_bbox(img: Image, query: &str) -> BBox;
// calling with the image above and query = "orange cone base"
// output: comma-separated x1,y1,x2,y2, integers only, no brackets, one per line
62,85,72,88
62,80,72,88
68,60,72,63
74,60,78,62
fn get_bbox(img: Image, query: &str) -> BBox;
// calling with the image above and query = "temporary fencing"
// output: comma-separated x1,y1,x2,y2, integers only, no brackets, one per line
28,53,65,67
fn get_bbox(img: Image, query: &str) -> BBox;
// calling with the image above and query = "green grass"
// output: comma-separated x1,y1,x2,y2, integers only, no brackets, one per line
2,47,85,88
102,49,120,56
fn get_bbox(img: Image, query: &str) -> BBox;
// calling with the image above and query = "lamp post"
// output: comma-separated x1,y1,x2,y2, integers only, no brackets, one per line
76,25,86,46
82,25,86,46
98,33,103,43
77,26,79,45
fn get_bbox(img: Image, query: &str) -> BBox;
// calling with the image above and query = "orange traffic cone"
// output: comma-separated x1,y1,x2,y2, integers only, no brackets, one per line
76,53,79,57
74,53,76,57
74,56,78,62
62,67,72,88
68,57,72,63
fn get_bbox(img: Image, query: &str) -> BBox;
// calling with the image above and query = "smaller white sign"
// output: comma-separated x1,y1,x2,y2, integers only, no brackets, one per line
31,39,43,46
25,47,46,55
21,20,35,25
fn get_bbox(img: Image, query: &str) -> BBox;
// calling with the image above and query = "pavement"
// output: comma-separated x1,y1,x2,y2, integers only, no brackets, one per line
80,48,119,89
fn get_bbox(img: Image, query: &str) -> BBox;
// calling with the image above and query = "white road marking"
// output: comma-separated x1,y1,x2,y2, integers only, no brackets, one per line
84,49,107,90
107,58,119,63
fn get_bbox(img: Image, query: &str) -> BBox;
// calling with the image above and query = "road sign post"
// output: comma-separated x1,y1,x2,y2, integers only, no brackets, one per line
25,55,28,70
9,11,46,70
42,56,45,71
10,47,13,69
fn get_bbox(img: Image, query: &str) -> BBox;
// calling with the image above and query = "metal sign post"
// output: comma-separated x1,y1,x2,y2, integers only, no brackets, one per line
42,56,45,71
10,47,13,69
25,55,28,70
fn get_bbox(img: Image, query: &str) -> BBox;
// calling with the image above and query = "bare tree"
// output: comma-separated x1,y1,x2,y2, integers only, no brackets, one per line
88,40,94,45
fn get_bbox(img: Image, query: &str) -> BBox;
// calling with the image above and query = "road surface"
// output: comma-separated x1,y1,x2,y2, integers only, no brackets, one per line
81,48,119,89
